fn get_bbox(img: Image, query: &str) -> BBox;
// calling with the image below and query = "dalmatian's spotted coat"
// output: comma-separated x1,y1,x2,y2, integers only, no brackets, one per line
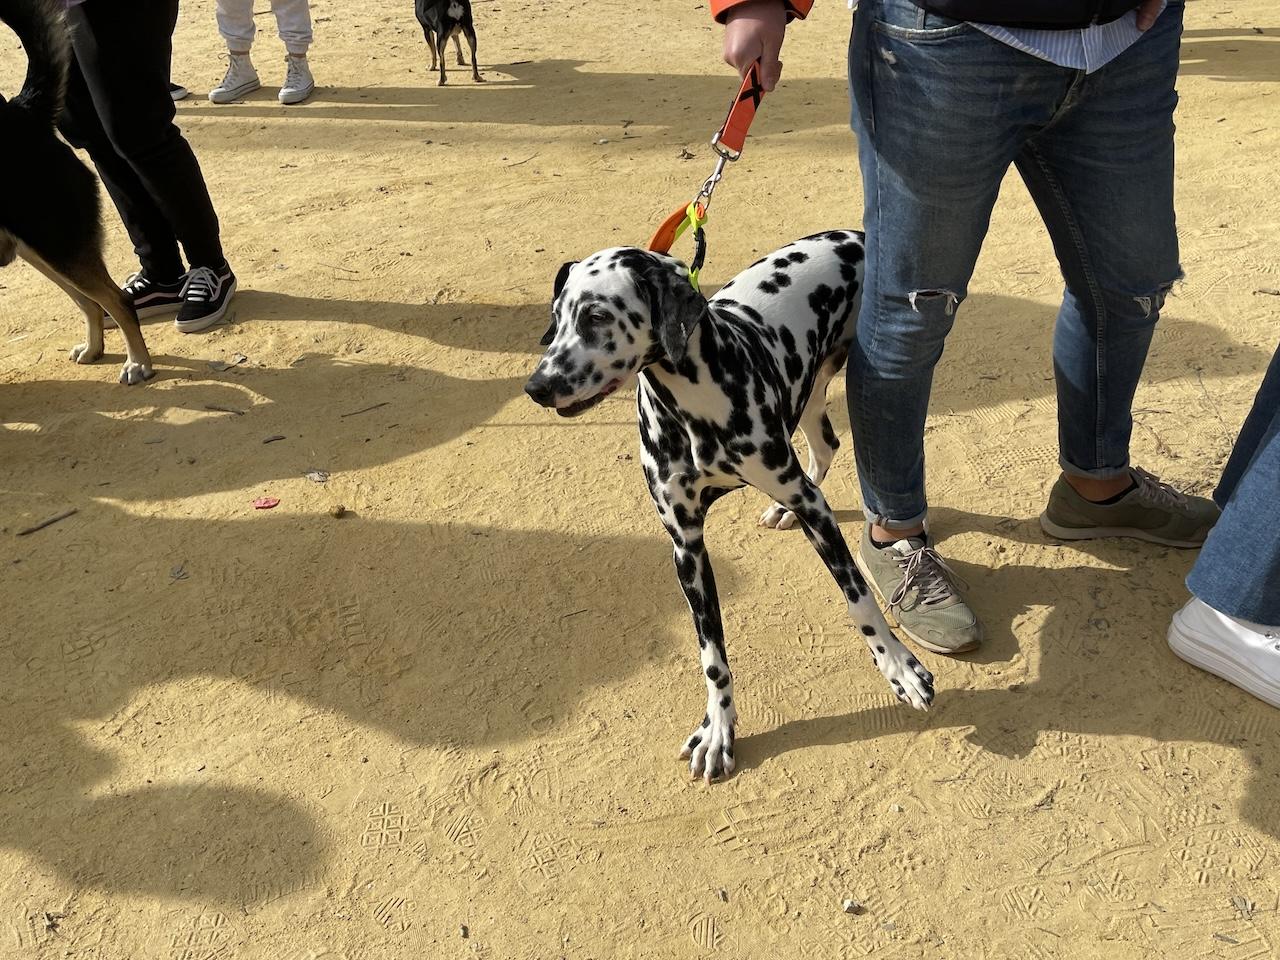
524,231,935,782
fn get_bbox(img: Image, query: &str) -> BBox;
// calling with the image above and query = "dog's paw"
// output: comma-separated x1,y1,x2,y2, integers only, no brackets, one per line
679,703,737,783
759,502,799,530
118,360,155,385
69,342,104,365
873,639,935,711
474,74,486,82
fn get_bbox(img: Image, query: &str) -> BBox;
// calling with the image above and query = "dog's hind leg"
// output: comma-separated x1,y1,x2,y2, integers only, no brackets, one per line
435,31,450,85
462,24,483,82
17,242,107,367
452,31,465,65
25,244,154,384
424,28,438,70
745,455,936,711
761,361,845,530
653,478,737,783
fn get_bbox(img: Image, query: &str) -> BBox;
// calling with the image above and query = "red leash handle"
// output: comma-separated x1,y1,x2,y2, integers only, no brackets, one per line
647,61,766,255
711,60,765,160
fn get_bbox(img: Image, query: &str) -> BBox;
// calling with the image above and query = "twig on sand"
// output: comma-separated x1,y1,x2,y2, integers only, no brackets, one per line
17,508,78,536
340,401,390,418
506,153,538,167
205,404,245,416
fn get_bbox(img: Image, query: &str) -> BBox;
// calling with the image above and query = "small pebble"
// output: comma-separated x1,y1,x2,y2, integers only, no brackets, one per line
889,803,903,813
596,138,609,144
331,504,347,518
460,924,469,939
717,889,728,903
842,899,861,915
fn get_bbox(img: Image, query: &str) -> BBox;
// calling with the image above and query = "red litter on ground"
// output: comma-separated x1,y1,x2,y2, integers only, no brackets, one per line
253,497,280,510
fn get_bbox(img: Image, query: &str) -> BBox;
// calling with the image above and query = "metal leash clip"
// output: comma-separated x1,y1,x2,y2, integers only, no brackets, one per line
647,59,768,289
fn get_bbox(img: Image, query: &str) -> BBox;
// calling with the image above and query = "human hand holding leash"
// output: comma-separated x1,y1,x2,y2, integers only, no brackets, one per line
722,0,787,91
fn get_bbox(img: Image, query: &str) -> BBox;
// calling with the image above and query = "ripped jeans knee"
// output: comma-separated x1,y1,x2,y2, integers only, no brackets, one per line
908,288,961,317
1130,275,1180,320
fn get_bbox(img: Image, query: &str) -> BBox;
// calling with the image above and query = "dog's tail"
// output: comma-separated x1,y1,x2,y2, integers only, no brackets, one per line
0,0,71,125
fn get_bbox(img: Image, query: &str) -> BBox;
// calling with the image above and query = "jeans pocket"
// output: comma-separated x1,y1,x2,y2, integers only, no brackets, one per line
873,16,975,42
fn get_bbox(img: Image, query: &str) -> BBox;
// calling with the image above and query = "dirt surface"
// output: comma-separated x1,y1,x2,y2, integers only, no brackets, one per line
2,1,1279,957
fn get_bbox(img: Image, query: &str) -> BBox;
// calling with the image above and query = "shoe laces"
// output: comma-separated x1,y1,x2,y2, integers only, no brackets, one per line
1130,467,1189,510
888,544,965,609
181,266,220,303
223,54,253,80
121,271,148,295
284,57,309,88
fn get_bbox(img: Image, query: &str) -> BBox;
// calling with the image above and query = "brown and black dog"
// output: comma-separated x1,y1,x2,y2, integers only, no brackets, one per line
414,0,484,86
0,0,153,384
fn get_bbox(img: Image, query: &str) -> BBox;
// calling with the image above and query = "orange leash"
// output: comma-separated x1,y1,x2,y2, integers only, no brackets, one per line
648,61,767,269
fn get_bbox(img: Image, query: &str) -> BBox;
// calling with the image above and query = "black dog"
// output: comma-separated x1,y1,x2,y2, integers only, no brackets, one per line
414,0,484,86
525,234,936,782
0,0,152,384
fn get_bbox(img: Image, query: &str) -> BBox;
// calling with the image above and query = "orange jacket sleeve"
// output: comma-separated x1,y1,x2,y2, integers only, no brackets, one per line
710,0,813,24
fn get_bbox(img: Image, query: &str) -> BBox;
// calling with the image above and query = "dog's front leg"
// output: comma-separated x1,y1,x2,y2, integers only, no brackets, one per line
653,482,737,783
746,459,936,710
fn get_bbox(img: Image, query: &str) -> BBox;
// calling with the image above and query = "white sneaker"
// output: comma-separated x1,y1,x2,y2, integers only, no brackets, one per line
1168,598,1280,708
209,53,260,104
278,55,314,105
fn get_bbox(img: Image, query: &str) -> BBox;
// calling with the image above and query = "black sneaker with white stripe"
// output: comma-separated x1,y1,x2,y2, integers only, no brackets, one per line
128,271,187,315
176,263,237,333
103,271,186,328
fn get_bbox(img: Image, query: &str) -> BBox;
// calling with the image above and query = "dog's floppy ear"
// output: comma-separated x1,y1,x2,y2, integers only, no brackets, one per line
641,259,708,363
540,260,579,346
539,316,558,347
553,260,577,299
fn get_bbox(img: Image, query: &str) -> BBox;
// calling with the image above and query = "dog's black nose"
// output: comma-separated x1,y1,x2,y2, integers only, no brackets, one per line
524,378,554,406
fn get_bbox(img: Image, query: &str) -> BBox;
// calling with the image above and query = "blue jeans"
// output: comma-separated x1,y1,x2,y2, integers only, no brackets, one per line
1186,344,1280,625
847,0,1184,529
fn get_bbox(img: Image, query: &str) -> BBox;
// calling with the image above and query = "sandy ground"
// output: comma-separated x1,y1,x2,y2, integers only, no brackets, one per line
1,0,1279,957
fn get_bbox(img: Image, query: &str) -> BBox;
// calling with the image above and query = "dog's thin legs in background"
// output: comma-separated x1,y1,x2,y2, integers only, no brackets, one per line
745,457,936,709
435,31,450,85
424,27,437,70
654,483,738,783
462,24,482,81
452,31,465,65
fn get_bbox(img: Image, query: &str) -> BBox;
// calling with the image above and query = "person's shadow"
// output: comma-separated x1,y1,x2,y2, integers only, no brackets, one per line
740,504,1280,843
1180,27,1280,83
1,504,715,906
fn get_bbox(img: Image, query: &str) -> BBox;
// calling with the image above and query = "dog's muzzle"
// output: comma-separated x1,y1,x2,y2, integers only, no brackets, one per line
524,374,556,407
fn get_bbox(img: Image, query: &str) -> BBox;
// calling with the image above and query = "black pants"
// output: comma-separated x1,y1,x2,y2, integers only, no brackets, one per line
57,0,224,279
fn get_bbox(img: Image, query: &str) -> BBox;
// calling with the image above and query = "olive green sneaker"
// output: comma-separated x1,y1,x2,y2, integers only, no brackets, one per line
855,527,983,655
1039,468,1220,548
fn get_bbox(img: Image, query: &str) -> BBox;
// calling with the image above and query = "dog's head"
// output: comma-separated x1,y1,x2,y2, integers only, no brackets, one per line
523,248,708,416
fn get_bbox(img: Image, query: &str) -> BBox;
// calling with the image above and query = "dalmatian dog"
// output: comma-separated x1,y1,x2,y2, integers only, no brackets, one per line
524,231,935,782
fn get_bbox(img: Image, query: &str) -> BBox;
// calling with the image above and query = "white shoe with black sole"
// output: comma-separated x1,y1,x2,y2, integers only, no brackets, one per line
1168,598,1280,709
176,264,237,333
